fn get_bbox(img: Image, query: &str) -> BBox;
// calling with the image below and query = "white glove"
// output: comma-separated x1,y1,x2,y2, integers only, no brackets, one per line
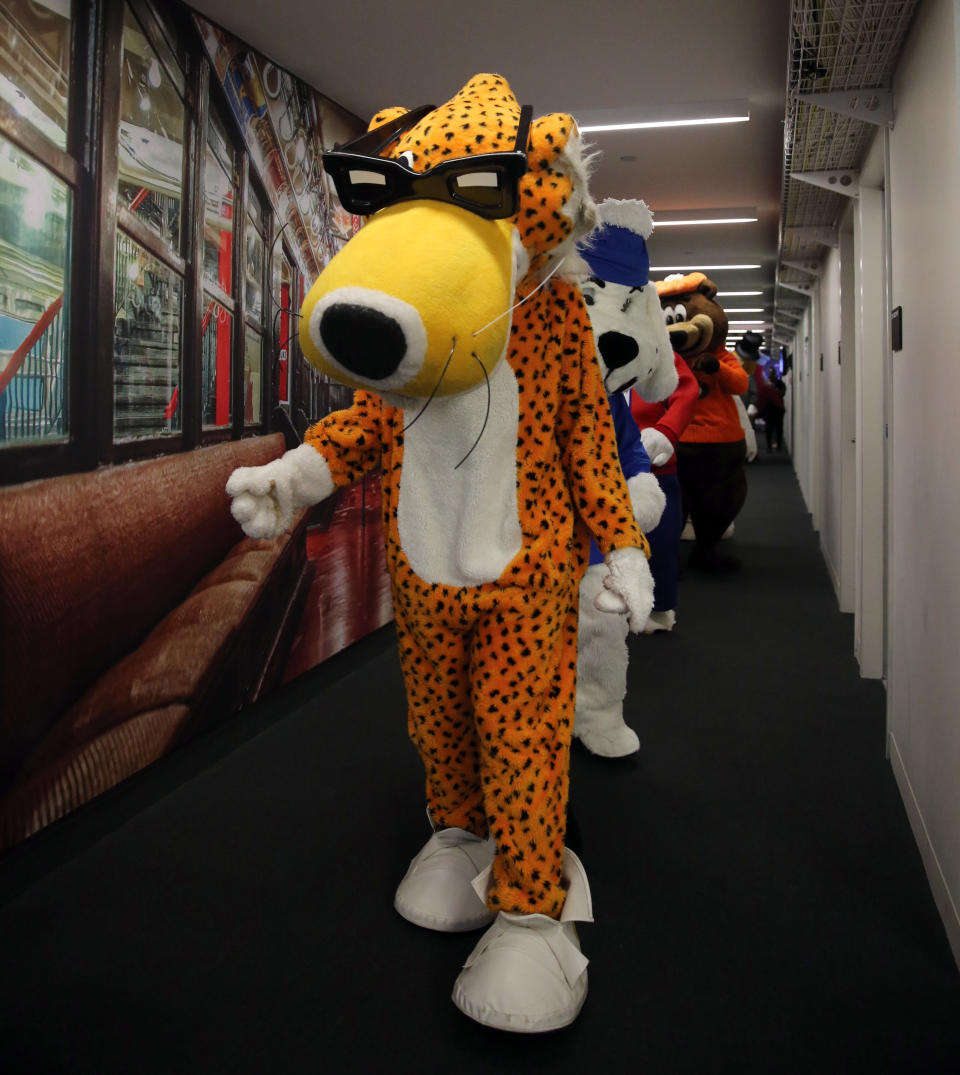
225,442,334,539
626,472,666,533
734,397,757,461
593,546,656,633
640,427,675,468
744,433,758,463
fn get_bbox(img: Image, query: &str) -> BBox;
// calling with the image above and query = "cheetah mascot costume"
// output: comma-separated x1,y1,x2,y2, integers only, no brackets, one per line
565,199,678,757
226,75,654,1032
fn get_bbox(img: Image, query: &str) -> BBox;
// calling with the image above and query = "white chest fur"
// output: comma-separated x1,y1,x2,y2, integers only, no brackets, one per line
397,359,523,587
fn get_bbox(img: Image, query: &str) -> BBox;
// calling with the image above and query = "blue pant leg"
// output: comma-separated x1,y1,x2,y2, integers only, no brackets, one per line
646,473,682,611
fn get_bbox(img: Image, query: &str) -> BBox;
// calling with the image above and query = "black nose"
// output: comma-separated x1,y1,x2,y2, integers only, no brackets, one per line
598,331,639,370
668,323,697,350
319,303,407,380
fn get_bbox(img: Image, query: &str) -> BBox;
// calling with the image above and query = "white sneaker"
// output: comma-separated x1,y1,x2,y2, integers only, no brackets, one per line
642,609,676,634
394,828,496,932
452,849,593,1032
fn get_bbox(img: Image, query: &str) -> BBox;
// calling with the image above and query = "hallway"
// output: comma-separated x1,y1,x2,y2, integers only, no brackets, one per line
1,453,959,1073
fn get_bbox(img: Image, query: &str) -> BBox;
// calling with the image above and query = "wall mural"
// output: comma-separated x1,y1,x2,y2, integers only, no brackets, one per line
0,11,391,854
197,15,392,685
194,15,363,281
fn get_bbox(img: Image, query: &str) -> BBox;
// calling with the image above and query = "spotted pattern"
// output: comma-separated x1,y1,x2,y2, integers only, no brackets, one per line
369,73,583,284
305,280,645,915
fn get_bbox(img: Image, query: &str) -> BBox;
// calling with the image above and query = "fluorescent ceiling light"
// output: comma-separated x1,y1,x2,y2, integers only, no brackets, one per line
582,116,748,132
723,308,765,313
654,217,757,227
576,99,749,134
729,319,768,325
717,291,763,296
650,264,761,271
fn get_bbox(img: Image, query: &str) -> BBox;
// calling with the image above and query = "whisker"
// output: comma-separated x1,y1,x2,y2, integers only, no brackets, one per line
271,220,292,254
401,339,456,433
270,222,296,308
454,353,491,470
273,306,302,343
471,257,567,338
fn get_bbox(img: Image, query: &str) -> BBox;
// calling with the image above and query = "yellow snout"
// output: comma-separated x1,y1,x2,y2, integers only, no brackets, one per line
299,201,519,399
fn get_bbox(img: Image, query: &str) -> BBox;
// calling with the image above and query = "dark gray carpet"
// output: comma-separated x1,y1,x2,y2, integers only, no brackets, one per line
2,451,959,1074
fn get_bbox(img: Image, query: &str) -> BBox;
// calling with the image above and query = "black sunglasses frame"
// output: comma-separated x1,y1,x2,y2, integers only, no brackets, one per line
323,104,533,221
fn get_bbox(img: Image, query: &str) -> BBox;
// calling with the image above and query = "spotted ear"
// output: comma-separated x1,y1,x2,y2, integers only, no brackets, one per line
519,114,598,278
367,106,409,133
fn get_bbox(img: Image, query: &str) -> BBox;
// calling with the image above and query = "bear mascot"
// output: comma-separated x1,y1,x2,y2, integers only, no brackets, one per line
564,198,678,756
225,75,655,1032
656,273,749,572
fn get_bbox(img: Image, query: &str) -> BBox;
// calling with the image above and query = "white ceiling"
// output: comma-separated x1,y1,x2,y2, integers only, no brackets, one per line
191,0,792,341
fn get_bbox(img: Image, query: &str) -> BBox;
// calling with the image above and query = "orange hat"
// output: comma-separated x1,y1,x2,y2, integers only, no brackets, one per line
654,272,707,297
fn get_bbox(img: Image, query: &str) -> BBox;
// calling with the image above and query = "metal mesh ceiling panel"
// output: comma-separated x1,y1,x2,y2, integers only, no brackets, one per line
775,0,919,338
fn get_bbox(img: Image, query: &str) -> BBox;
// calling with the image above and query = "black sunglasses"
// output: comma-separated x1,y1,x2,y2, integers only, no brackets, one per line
323,104,533,220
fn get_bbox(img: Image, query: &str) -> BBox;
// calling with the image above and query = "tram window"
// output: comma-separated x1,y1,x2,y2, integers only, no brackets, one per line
273,251,293,405
244,212,264,324
0,135,70,446
113,233,181,439
246,181,264,234
117,3,185,257
0,0,71,151
201,293,231,429
244,327,262,426
202,111,233,293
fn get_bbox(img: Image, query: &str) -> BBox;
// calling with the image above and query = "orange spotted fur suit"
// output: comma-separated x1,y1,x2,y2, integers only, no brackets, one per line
298,76,647,917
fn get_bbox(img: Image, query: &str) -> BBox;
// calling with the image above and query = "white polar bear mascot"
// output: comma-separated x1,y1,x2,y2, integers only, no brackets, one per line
566,199,679,757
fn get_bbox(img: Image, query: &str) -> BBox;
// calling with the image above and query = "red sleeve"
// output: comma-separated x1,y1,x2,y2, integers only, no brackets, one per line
651,354,699,447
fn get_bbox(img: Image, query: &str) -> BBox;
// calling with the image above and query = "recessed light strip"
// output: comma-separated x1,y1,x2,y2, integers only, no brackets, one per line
653,217,757,226
650,264,761,271
575,98,750,135
717,291,763,296
580,116,749,132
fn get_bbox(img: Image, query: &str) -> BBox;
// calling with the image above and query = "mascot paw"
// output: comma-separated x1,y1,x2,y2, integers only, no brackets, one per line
575,721,640,758
639,427,675,468
626,472,666,533
228,489,285,540
226,458,294,539
598,546,655,633
225,444,335,540
642,609,676,634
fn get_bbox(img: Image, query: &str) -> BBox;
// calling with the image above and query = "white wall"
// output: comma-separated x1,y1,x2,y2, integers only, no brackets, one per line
838,216,857,614
818,244,844,596
885,0,960,967
852,179,888,680
793,306,814,512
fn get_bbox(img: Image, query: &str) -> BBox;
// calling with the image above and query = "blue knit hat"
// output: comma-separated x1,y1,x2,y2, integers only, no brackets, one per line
576,199,654,288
